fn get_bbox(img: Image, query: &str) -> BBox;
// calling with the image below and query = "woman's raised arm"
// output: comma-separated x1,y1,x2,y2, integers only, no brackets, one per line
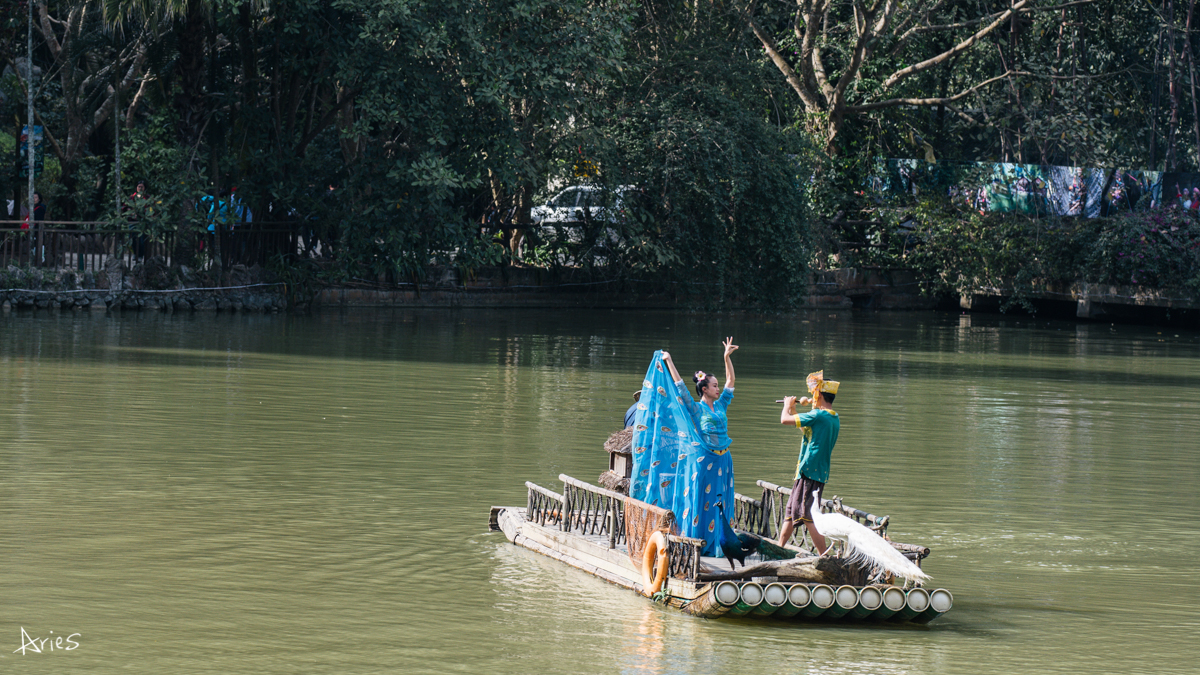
661,351,684,384
722,337,737,389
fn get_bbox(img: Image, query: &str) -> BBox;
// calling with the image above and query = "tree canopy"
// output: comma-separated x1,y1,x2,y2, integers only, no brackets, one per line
0,0,1197,303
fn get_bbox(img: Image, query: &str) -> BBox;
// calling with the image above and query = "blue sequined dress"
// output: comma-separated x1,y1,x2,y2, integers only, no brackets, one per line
670,381,735,557
629,352,695,510
628,351,736,557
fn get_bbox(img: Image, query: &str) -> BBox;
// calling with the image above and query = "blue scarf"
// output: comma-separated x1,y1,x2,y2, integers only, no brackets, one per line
629,351,699,510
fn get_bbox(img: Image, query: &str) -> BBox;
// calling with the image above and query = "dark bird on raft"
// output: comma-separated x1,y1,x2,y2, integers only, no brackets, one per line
714,502,759,569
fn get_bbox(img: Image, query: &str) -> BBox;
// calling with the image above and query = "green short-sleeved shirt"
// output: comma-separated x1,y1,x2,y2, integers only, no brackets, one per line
794,408,839,483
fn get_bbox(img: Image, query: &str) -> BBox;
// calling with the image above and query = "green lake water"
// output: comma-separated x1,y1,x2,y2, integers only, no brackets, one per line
1,308,1197,674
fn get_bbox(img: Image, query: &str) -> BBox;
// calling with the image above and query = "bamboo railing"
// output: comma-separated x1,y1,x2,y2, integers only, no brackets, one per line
665,533,703,581
523,475,705,582
755,480,889,535
560,474,627,549
733,492,772,538
746,480,890,552
524,481,564,529
519,475,928,587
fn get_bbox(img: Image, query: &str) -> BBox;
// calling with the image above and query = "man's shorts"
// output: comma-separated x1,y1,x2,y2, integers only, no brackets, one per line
784,476,825,524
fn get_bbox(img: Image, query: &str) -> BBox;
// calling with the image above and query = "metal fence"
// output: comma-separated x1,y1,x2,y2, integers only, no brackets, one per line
0,220,305,271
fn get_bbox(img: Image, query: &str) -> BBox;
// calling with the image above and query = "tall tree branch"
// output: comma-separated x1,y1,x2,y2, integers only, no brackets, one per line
846,71,1028,111
882,0,1031,89
747,15,821,110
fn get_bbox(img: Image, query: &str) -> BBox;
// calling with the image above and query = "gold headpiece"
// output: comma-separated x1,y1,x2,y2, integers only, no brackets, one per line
805,370,840,398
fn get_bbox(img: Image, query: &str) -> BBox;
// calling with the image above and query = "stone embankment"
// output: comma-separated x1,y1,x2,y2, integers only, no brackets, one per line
805,268,934,310
960,281,1200,321
20,260,1185,322
0,260,287,313
313,266,935,310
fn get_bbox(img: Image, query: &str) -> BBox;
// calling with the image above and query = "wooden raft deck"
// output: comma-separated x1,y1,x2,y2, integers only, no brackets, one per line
488,474,954,624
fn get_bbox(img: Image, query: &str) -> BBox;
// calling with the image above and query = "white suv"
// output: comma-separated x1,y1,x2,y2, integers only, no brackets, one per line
531,185,635,226
530,185,637,258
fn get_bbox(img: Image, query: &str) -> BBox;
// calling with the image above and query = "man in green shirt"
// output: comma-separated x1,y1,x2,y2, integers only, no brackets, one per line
776,371,840,553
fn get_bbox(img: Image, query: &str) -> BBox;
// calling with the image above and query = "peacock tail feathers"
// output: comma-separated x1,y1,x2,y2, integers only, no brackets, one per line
809,490,929,584
819,511,930,583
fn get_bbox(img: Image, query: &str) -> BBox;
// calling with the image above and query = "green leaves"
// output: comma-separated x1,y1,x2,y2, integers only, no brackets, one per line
898,199,1200,309
575,0,813,306
19,0,815,300
401,153,481,201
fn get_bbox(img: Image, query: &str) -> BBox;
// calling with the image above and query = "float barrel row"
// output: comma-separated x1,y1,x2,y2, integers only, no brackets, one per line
773,583,810,619
847,585,884,619
801,584,836,617
728,582,763,616
912,588,954,624
872,585,909,620
711,582,952,623
751,583,789,616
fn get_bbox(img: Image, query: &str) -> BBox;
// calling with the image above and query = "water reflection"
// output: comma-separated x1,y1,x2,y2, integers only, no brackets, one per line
620,606,665,675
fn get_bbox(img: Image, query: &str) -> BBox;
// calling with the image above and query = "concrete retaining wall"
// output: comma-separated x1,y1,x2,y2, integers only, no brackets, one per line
0,262,938,313
313,268,937,310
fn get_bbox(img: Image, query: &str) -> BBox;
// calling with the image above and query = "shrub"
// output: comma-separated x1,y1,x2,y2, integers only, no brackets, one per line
901,203,1200,306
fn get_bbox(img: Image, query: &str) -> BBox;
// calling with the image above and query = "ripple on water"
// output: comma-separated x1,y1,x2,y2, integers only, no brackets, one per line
2,309,1199,674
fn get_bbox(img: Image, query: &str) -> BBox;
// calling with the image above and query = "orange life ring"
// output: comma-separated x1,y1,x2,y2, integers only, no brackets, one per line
641,531,670,596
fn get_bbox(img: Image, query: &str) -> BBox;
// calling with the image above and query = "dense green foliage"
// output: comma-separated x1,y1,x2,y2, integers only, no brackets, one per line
887,205,1200,309
582,1,811,305
838,159,1200,309
744,0,1193,170
2,0,1200,305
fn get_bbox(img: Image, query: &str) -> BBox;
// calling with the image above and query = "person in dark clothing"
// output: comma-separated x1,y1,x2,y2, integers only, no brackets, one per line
624,390,642,428
20,192,45,232
126,180,150,258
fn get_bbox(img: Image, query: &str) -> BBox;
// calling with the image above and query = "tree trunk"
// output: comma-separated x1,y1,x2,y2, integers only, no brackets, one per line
177,8,209,151
1167,0,1181,171
1187,0,1200,169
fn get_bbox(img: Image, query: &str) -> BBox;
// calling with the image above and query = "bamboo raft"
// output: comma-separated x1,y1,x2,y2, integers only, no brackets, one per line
488,473,953,624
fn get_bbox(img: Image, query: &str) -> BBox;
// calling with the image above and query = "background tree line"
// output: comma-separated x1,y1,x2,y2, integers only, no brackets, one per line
0,0,1196,305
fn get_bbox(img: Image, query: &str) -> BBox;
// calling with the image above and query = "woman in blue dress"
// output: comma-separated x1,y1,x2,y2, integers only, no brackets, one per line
660,337,738,556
